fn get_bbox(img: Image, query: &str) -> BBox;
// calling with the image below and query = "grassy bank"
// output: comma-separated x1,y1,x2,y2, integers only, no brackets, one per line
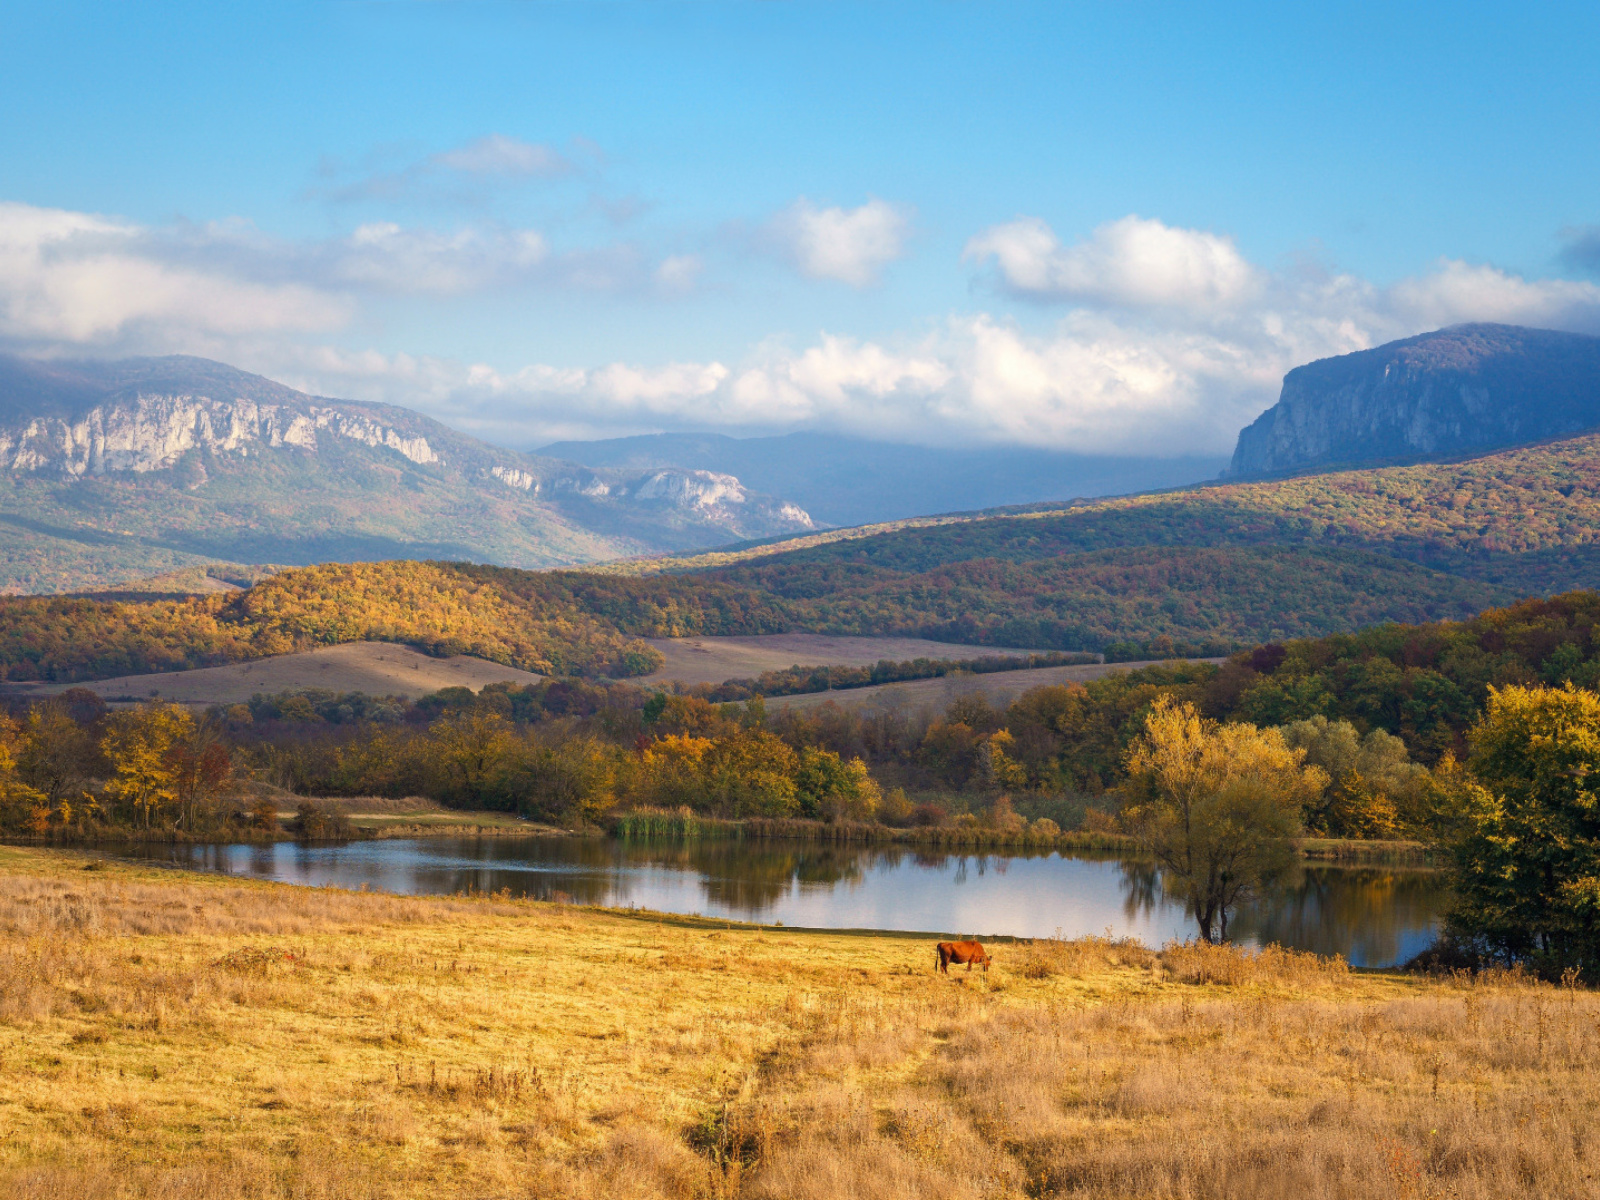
2,844,1595,1198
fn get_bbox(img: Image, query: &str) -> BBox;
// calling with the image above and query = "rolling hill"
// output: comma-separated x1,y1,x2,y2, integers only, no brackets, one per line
0,354,814,593
584,422,1600,656
14,422,1600,684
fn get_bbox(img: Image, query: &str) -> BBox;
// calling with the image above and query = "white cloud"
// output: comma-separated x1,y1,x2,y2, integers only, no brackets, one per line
9,197,1600,458
321,134,576,203
1385,258,1600,330
333,222,549,294
0,203,692,353
283,230,1600,455
964,214,1261,310
0,203,349,345
765,197,912,286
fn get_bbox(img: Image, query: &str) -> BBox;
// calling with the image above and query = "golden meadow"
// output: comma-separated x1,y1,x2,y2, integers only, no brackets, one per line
3,844,1596,1199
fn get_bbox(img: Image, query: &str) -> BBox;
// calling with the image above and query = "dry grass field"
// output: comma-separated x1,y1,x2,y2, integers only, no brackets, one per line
637,634,1041,687
766,658,1224,713
8,642,547,706
1,844,1595,1199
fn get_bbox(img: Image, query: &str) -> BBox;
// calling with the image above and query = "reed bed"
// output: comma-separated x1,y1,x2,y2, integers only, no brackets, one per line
610,808,1137,852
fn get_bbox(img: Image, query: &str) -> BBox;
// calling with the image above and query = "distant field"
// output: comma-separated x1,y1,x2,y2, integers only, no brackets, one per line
638,633,1043,685
1,634,1053,705
8,641,545,705
767,657,1225,712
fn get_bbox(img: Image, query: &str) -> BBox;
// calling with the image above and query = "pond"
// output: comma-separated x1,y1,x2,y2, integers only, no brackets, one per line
120,836,1448,968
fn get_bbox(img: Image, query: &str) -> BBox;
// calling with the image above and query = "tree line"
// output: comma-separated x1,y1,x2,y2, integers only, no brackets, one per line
11,590,1600,974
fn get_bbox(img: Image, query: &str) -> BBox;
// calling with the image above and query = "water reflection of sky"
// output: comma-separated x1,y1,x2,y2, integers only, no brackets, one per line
135,837,1447,968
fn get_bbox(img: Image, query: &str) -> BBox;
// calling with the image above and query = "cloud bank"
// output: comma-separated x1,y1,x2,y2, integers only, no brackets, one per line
4,200,1600,455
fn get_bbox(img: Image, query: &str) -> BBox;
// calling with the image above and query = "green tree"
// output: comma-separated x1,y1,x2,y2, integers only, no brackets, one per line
1124,696,1327,942
795,747,881,821
1280,715,1426,837
1445,684,1600,975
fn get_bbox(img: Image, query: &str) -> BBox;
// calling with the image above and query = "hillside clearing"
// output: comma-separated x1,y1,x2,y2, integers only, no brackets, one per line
3,846,1595,1198
5,642,545,705
766,656,1224,712
637,633,1042,686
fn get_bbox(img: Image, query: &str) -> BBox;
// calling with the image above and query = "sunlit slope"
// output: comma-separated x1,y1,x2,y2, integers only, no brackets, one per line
0,560,785,683
14,432,1600,683
629,430,1600,581
582,432,1600,653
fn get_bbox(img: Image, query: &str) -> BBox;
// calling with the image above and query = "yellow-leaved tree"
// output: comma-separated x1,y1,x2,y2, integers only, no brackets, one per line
101,704,195,830
1124,696,1328,943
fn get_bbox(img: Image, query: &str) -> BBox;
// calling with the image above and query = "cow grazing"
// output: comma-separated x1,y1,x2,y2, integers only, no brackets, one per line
936,940,991,975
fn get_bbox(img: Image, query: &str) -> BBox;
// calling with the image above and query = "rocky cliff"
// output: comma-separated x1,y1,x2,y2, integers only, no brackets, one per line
1228,324,1600,477
0,355,813,593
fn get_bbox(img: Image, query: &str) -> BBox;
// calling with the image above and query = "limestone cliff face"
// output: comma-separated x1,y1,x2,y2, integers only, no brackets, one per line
0,393,439,475
1229,324,1600,477
0,354,813,578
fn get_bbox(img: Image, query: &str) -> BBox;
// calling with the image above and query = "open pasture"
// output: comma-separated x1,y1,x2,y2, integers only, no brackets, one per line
4,642,547,706
2,845,1596,1199
766,656,1225,712
636,633,1041,686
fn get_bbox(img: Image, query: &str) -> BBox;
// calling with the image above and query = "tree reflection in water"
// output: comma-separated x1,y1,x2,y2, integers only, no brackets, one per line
124,837,1447,966
1118,854,1448,966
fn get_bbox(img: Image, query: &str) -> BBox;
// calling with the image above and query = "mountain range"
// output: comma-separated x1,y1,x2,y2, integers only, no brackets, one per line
0,354,813,593
8,320,1600,666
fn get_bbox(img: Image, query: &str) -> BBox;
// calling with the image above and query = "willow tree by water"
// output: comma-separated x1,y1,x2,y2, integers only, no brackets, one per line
1123,696,1327,942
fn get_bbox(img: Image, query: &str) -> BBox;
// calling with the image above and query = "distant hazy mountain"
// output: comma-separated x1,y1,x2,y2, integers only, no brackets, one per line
1229,323,1600,477
536,431,1228,527
0,355,813,594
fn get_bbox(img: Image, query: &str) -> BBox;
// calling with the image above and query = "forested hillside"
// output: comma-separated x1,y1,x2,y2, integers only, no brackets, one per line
609,428,1600,653
16,425,1600,682
0,561,785,683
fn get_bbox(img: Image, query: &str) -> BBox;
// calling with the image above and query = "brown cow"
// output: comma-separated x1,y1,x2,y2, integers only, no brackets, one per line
936,940,991,975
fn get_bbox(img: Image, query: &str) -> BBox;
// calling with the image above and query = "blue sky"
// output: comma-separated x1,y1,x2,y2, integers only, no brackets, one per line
3,0,1599,452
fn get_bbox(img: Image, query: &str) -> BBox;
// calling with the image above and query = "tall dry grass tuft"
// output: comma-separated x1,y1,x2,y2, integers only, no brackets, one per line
1158,938,1351,986
1010,933,1158,979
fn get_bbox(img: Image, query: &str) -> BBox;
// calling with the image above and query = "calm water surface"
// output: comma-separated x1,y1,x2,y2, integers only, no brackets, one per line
123,836,1446,968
